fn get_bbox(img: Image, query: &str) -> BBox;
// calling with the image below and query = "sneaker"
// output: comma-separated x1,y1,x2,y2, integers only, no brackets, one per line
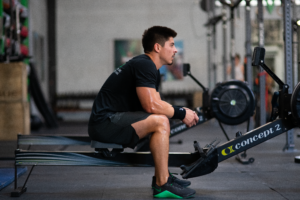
153,176,196,199
152,172,191,188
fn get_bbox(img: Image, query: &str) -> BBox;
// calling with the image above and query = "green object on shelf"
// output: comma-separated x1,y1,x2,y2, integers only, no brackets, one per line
265,0,275,14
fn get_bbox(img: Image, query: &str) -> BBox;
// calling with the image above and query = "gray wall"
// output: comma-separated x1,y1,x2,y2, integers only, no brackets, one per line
28,1,297,98
56,0,250,95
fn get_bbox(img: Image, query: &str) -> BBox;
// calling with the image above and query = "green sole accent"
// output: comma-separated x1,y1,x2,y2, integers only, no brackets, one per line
154,190,183,199
153,191,195,199
154,191,194,199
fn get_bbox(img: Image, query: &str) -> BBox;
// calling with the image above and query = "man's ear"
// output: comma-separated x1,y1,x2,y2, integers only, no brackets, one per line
153,43,160,53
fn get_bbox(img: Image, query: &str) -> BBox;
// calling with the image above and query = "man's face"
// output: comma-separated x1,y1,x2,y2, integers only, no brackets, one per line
159,37,177,65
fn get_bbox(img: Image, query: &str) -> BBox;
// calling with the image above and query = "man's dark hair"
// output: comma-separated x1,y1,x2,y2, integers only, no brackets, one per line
142,26,177,53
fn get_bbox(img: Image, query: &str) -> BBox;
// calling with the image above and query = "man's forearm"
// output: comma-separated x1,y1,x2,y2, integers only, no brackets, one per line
147,99,174,118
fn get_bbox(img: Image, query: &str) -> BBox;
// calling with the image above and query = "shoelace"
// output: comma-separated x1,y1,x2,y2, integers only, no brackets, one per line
171,175,179,181
169,177,184,189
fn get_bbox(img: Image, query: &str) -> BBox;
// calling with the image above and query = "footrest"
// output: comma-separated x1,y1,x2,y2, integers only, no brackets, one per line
91,140,124,149
180,148,218,179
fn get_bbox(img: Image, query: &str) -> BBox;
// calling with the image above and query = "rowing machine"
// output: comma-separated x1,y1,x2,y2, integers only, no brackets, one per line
180,46,299,178
12,47,296,197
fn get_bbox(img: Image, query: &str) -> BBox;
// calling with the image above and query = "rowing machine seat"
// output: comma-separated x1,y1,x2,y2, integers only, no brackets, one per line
91,140,124,149
91,140,124,157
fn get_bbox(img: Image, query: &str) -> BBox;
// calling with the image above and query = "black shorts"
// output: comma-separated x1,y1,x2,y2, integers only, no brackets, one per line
88,111,151,148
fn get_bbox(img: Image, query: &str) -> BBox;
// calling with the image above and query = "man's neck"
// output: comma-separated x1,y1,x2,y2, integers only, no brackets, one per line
145,53,162,70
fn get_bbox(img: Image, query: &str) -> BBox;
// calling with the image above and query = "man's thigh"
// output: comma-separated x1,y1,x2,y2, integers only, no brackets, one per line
88,111,152,148
131,114,170,139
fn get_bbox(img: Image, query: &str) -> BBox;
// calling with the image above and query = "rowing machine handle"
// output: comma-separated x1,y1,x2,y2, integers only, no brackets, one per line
183,63,190,76
252,47,284,88
252,47,265,66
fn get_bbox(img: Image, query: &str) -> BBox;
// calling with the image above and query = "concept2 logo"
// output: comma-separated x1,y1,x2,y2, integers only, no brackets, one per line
220,124,281,157
221,146,235,156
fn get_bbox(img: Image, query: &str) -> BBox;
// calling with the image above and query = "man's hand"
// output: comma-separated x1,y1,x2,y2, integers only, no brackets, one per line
182,108,199,128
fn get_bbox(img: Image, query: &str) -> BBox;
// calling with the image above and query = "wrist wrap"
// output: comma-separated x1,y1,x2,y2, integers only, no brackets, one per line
171,106,186,120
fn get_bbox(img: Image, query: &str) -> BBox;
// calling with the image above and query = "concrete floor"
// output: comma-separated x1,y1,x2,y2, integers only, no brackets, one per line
0,119,300,200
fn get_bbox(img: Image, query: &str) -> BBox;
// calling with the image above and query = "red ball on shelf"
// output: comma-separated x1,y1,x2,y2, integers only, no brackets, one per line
20,26,28,38
20,44,28,56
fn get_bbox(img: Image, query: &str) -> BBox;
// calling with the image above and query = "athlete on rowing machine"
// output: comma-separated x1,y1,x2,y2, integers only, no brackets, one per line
88,26,199,199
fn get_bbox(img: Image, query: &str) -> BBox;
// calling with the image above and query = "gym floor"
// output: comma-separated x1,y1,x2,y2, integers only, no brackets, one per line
0,119,300,200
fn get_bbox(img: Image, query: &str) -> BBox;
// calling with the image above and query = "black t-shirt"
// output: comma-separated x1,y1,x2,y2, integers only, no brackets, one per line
89,54,160,124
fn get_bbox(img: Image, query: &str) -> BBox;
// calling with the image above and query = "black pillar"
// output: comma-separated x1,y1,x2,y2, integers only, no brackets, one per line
47,0,57,111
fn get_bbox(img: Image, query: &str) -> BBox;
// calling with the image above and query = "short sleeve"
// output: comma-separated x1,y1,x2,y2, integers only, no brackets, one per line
156,70,160,92
135,60,158,89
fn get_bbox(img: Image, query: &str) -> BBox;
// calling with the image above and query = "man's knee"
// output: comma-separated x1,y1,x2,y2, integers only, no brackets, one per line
152,115,170,134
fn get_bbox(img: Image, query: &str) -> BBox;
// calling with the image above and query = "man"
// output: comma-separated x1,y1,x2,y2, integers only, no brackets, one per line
88,26,199,198
227,53,245,81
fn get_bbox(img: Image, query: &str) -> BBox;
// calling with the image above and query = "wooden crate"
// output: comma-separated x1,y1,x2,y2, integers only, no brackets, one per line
0,101,30,140
0,62,27,102
0,62,29,140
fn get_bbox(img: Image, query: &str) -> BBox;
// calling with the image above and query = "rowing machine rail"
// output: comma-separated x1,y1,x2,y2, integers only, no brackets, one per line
180,117,295,179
